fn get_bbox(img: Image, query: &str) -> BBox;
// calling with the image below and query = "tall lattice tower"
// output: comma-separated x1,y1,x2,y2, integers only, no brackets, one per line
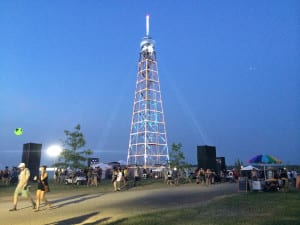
127,15,169,168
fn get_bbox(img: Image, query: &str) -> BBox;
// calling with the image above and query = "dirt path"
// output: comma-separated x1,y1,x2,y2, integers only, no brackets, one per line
1,183,238,225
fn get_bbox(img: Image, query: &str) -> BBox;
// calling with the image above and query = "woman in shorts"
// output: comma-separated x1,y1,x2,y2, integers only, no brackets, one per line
34,165,51,212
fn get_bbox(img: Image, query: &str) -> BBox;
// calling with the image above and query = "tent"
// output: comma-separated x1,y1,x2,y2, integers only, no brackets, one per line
117,160,127,166
152,166,166,172
247,154,282,179
241,165,259,171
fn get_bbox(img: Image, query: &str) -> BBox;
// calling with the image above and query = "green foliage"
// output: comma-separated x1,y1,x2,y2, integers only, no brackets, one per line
169,142,187,169
55,124,93,169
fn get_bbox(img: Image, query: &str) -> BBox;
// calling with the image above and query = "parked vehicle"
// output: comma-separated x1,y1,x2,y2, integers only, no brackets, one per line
226,170,234,182
64,175,87,185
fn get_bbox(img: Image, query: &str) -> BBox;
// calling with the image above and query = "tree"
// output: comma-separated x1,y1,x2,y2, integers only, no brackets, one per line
234,159,243,172
169,142,187,169
55,124,93,169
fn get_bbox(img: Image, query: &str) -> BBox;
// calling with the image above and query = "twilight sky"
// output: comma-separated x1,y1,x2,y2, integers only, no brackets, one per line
0,1,299,168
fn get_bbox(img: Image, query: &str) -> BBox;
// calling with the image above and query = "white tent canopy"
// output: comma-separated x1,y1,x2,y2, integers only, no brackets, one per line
92,163,112,170
152,166,166,172
241,165,259,171
117,160,127,166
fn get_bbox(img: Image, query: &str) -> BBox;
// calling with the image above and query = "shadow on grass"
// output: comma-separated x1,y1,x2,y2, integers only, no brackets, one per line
44,212,111,225
50,193,104,209
103,218,128,225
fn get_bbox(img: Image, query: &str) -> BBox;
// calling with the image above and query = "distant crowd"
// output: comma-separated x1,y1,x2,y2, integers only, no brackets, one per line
239,167,298,181
0,165,232,188
0,166,19,185
1,165,298,190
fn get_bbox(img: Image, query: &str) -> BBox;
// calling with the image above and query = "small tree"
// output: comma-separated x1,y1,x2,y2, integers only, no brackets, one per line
169,142,187,169
55,124,93,169
234,159,243,172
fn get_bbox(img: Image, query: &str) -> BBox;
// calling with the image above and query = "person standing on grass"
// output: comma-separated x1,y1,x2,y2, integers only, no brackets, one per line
195,168,200,184
184,168,192,183
9,163,35,211
116,167,123,191
3,166,10,185
133,166,140,187
54,168,59,184
167,169,173,185
123,167,128,186
112,168,118,191
92,167,98,187
205,169,212,185
199,168,205,184
34,165,51,212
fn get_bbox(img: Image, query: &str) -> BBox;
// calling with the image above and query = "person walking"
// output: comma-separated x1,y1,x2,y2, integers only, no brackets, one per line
133,166,140,187
86,168,93,186
112,168,118,191
92,168,98,187
9,163,35,211
34,165,51,212
116,168,123,191
167,169,173,185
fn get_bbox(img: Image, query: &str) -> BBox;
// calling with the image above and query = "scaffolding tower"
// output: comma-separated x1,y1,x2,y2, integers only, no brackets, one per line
127,15,169,168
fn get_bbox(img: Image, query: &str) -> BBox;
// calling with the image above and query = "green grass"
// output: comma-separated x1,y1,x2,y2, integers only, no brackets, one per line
103,190,300,225
0,177,168,197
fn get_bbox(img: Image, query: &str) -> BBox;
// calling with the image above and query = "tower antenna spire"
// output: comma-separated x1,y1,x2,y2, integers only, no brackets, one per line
128,15,169,169
146,14,150,36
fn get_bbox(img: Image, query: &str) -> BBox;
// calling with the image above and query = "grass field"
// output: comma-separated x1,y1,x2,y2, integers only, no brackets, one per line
103,190,300,225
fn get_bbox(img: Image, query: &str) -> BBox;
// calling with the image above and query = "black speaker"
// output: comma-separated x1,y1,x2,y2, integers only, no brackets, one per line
88,158,99,167
216,157,226,173
197,145,216,171
22,143,42,180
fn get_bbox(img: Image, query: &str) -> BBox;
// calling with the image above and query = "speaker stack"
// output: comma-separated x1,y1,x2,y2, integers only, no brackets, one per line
88,158,99,167
22,143,42,179
197,145,216,171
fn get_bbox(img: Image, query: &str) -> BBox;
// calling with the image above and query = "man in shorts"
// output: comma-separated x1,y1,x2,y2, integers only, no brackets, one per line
9,163,35,211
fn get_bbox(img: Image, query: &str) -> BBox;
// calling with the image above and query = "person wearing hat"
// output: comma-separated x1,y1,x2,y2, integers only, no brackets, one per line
9,163,35,211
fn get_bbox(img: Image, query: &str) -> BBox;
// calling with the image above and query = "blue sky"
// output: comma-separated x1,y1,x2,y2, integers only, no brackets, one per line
0,1,299,168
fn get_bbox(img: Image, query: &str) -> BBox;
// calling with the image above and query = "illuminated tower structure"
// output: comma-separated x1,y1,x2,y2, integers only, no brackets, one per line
127,15,169,168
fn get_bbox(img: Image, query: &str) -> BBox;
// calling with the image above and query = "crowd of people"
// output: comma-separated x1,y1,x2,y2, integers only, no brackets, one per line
53,167,103,186
0,166,19,185
2,164,298,187
1,163,298,212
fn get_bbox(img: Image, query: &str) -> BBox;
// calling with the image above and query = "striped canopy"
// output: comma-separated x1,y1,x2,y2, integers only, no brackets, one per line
247,154,282,164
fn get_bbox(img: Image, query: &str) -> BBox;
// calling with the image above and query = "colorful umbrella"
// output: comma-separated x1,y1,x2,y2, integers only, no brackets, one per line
247,154,282,179
247,154,282,164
